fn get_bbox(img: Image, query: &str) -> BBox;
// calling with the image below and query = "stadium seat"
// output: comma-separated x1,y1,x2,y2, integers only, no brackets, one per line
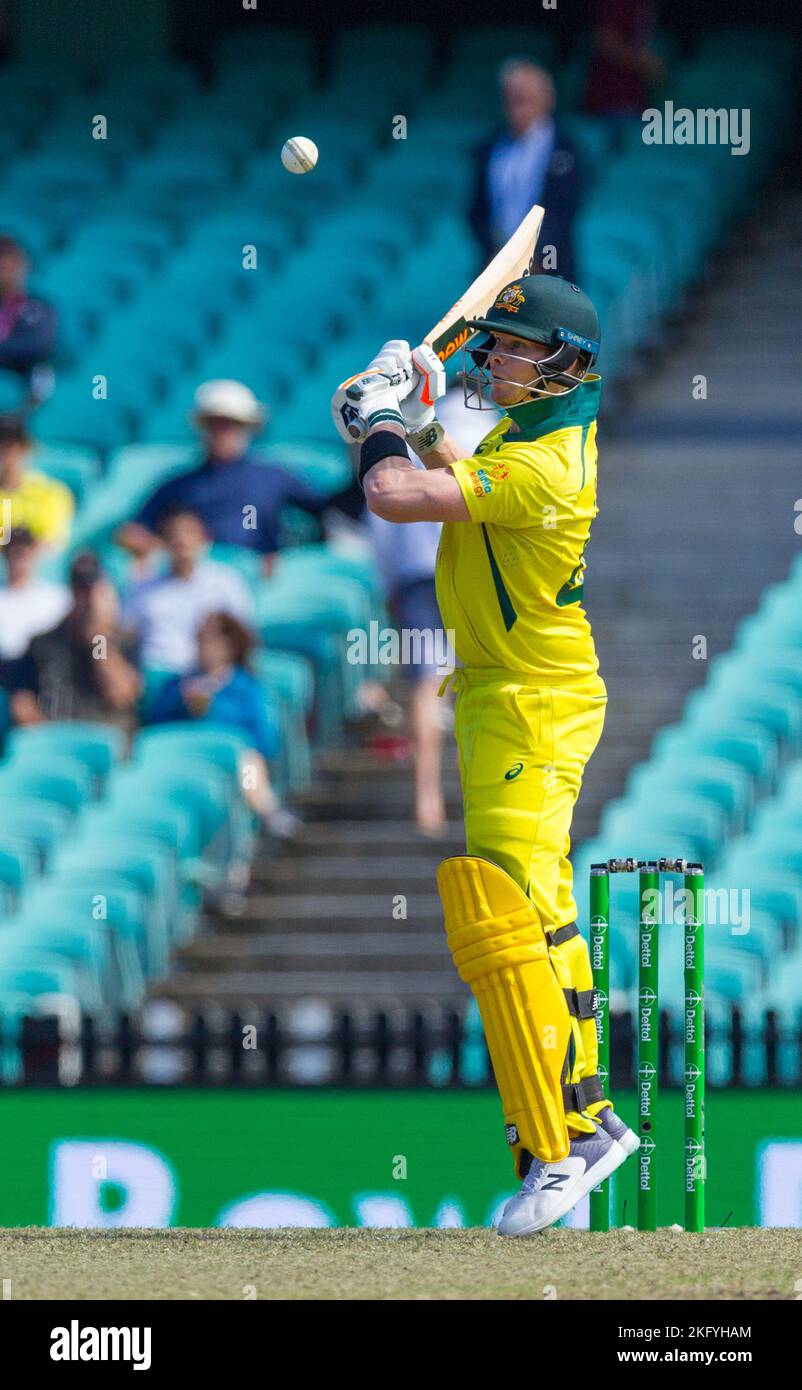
626,755,753,834
650,722,780,792
0,844,36,913
6,722,125,785
28,441,100,504
0,756,96,817
0,923,108,1013
217,25,316,72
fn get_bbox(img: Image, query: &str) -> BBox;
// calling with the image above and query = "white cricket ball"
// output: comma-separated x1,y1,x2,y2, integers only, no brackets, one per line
281,136,318,175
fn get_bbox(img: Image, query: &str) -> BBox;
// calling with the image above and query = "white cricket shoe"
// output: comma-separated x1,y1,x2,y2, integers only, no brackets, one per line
597,1105,640,1157
497,1123,629,1237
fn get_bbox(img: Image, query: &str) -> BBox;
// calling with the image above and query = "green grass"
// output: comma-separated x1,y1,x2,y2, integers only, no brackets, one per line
0,1228,798,1300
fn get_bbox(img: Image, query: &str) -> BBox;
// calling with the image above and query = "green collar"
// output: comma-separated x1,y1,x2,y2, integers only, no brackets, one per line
502,374,602,442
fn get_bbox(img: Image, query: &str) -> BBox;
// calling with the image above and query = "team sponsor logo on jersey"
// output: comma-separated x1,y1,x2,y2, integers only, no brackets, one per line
468,460,510,497
505,762,524,781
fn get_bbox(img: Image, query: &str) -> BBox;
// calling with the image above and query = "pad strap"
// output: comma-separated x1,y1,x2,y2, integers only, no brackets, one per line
547,922,579,947
563,987,597,1020
562,1073,605,1112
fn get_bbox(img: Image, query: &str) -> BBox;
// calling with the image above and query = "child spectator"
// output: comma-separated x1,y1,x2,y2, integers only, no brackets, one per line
149,611,299,839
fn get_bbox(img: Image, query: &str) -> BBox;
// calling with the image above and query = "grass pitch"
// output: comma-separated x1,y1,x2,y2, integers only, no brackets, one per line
0,1227,798,1300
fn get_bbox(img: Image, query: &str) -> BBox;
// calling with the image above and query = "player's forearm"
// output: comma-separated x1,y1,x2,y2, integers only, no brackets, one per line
362,424,415,499
360,421,469,521
416,430,466,470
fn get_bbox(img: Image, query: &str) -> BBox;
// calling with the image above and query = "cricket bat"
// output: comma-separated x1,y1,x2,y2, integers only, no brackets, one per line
424,203,544,364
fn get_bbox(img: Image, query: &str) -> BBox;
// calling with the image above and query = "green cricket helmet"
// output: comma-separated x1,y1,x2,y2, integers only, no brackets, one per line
465,273,600,400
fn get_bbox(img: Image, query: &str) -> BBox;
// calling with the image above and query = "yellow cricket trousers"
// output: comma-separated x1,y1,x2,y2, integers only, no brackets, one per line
448,666,608,1133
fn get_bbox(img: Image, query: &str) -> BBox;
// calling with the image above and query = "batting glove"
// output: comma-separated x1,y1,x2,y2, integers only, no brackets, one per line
331,368,409,445
368,340,447,453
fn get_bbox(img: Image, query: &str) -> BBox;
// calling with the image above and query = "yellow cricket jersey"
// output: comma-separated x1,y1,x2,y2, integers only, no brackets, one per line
435,375,603,685
1,470,74,547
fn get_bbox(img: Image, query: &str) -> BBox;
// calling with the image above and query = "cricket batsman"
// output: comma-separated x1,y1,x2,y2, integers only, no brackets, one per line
331,274,639,1235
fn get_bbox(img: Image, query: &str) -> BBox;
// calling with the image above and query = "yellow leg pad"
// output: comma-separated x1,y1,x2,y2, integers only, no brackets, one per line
438,855,572,1164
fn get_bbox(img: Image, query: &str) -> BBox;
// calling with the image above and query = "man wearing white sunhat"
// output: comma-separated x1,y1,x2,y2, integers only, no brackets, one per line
117,379,330,569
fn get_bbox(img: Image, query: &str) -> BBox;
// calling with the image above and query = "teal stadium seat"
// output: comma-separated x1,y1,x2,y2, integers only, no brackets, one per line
331,23,434,78
6,722,125,785
650,722,779,792
450,24,557,71
33,388,135,455
29,442,100,504
4,154,111,215
599,792,726,864
253,649,315,793
92,59,200,111
0,801,72,871
115,759,252,884
43,875,151,974
57,813,189,932
0,956,88,1011
263,441,352,495
0,921,108,1013
217,25,316,70
626,755,753,835
21,882,147,1009
0,209,58,260
0,755,96,818
683,680,802,752
0,844,36,913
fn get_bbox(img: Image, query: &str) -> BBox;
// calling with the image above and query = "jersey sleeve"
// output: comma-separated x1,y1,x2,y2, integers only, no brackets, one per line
449,446,551,527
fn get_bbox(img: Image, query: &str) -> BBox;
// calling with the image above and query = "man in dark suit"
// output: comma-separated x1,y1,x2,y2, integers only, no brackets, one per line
469,62,581,282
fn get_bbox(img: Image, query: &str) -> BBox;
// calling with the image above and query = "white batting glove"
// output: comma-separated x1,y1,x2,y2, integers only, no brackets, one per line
331,368,407,445
368,341,447,453
367,340,416,391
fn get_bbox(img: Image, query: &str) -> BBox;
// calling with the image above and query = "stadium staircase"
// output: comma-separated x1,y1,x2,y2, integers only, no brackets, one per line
157,706,469,1007
576,190,802,844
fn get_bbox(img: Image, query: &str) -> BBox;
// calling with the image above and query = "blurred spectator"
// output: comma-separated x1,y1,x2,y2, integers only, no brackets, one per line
0,413,74,550
0,528,71,668
368,509,449,836
117,379,330,571
121,508,253,677
0,235,57,406
584,0,665,127
362,384,498,834
4,551,140,729
469,61,580,281
149,611,299,839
